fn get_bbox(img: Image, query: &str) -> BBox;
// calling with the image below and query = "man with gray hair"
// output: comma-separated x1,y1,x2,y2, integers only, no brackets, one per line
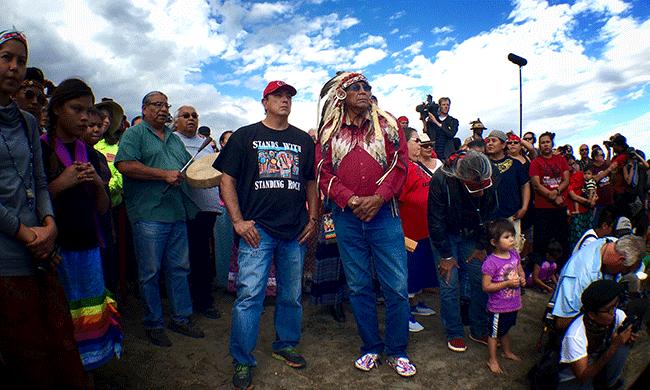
427,149,498,352
174,105,222,320
552,234,645,330
115,92,204,347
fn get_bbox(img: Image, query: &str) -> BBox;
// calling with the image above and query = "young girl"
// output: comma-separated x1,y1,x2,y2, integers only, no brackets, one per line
481,218,526,374
526,239,560,293
0,28,86,389
41,78,122,384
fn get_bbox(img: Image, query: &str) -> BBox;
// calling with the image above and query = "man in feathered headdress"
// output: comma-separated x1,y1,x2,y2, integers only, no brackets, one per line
315,72,415,377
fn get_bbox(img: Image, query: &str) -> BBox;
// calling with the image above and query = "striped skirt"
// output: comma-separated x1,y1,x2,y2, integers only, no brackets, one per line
57,247,123,370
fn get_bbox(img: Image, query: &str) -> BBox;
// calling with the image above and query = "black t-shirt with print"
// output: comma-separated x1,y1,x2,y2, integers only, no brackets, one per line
214,122,315,240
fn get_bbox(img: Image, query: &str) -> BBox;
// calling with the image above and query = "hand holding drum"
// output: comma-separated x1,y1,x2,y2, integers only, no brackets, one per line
162,136,213,193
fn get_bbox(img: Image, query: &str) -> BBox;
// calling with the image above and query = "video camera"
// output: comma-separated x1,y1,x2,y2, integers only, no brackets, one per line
415,94,439,121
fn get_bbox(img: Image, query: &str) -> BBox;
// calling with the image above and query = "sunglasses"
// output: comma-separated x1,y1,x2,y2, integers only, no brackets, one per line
23,89,47,105
180,112,198,119
347,83,372,92
421,143,433,148
523,137,534,141
506,141,520,145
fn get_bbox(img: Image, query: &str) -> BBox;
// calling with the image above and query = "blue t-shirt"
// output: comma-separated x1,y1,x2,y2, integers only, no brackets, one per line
491,156,530,218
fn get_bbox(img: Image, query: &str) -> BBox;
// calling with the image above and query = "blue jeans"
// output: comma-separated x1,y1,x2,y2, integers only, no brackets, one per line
229,225,305,366
430,234,489,340
332,204,409,358
132,221,193,329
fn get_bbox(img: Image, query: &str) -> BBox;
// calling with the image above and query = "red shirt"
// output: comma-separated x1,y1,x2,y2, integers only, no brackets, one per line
529,154,570,209
568,171,588,214
398,161,430,241
611,154,628,194
316,115,408,209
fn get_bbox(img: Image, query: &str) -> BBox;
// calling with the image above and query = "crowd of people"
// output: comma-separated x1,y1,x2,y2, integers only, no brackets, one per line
1,29,649,390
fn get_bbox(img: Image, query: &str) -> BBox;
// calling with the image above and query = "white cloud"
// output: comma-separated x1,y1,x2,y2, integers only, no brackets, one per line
431,26,454,34
1,0,649,154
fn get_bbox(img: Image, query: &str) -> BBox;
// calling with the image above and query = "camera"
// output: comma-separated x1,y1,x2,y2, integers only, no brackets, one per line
415,95,439,121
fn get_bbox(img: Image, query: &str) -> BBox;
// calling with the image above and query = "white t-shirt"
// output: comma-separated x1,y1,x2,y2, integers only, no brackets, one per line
558,309,626,382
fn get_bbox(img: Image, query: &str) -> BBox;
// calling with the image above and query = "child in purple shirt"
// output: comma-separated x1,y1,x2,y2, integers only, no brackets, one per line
482,219,526,374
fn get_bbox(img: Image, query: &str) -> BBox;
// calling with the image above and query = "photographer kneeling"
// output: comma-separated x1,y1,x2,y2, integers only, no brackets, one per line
558,279,638,389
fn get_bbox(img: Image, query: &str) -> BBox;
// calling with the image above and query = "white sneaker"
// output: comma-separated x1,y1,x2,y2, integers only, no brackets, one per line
411,301,436,316
408,314,424,332
355,353,380,371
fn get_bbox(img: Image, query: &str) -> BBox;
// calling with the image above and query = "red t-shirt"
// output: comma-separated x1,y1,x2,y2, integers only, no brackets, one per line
568,171,588,214
529,154,570,209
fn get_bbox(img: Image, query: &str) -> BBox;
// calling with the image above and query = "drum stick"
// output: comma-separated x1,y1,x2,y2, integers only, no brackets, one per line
163,136,213,193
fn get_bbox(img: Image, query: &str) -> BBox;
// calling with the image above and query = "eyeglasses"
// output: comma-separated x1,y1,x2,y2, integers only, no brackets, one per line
598,302,618,315
347,83,372,92
180,112,198,119
23,89,47,105
506,141,520,145
147,101,171,109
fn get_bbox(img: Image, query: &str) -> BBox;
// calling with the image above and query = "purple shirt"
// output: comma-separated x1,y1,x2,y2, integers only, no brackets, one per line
482,250,522,313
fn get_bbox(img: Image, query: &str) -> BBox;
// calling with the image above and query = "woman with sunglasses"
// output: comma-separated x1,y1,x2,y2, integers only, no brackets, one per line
398,127,438,332
417,133,443,176
506,133,535,260
0,28,87,388
11,66,49,131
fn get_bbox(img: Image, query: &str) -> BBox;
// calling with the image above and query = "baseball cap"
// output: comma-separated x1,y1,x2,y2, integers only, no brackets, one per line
614,216,632,237
612,135,628,147
263,81,297,99
198,126,211,137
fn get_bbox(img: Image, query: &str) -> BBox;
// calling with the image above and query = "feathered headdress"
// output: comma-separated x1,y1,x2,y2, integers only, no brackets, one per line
316,71,398,147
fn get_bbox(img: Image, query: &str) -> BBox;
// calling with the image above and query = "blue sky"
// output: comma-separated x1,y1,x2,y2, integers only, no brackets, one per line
3,0,649,154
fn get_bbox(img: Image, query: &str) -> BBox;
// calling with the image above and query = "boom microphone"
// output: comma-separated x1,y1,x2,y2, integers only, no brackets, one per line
508,53,527,67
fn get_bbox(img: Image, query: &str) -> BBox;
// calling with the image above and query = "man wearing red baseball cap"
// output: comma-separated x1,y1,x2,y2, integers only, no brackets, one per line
214,80,318,390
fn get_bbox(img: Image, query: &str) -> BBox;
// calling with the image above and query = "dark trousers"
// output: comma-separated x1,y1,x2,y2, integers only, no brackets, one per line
187,211,218,311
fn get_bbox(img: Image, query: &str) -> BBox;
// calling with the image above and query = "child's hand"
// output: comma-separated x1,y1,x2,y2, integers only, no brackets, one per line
519,276,527,287
75,162,104,188
57,162,93,189
506,278,521,288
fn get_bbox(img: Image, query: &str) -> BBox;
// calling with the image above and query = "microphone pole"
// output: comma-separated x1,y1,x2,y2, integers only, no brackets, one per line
508,53,527,138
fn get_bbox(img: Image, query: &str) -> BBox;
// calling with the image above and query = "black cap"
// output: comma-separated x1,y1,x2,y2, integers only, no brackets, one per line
581,279,625,313
612,135,628,147
198,126,211,137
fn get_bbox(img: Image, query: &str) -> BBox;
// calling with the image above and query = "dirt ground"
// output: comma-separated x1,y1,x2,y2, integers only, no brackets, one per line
90,281,650,390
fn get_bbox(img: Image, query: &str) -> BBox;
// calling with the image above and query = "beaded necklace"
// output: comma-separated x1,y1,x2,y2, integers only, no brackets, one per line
0,110,35,210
